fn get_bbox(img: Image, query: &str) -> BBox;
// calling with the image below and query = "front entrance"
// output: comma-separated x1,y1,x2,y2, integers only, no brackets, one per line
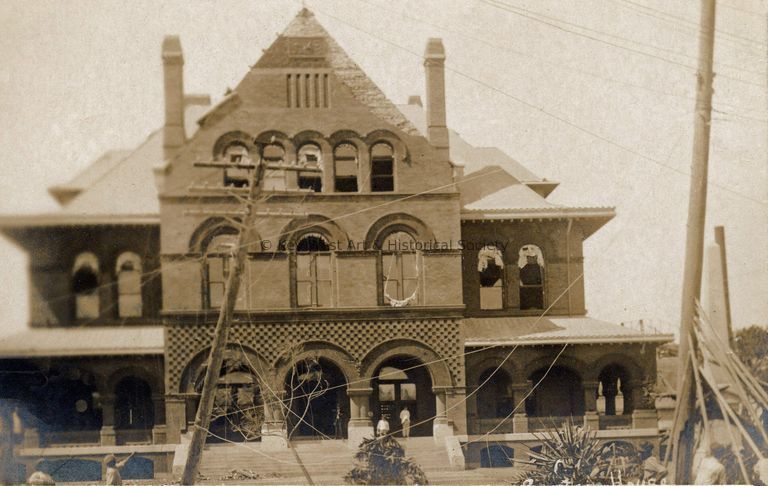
207,370,262,443
372,357,435,437
285,357,348,439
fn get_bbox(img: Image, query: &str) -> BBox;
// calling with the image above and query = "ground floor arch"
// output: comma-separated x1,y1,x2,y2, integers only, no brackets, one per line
283,357,348,439
371,356,436,437
525,365,585,419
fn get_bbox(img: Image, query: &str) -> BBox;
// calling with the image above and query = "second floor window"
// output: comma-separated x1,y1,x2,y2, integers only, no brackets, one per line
223,143,251,188
371,143,394,192
297,144,323,192
263,142,287,191
295,234,332,307
518,245,545,310
381,231,418,306
334,143,358,192
478,246,504,310
116,252,142,318
72,252,100,319
206,233,237,308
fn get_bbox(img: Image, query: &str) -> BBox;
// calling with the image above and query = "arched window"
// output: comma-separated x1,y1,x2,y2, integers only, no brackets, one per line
297,144,323,192
371,143,394,192
222,142,250,188
263,143,287,191
381,230,418,306
116,252,142,318
73,252,99,319
334,143,358,192
295,233,332,307
205,232,238,308
478,246,504,310
518,245,545,310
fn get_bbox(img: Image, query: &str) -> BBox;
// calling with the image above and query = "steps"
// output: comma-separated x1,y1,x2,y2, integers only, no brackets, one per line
196,436,454,484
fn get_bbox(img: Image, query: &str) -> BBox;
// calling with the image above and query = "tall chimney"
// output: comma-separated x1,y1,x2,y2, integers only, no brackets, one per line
424,38,449,160
162,35,185,156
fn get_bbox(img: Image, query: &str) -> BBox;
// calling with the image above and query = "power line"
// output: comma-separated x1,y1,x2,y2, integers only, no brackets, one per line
308,3,767,206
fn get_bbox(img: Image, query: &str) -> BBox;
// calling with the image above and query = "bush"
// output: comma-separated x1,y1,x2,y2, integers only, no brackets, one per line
345,436,428,485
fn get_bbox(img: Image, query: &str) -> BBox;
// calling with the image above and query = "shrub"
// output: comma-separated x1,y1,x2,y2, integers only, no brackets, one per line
345,436,428,485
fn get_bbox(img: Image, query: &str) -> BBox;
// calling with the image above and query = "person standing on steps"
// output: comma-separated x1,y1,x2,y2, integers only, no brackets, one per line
376,415,390,437
399,406,411,438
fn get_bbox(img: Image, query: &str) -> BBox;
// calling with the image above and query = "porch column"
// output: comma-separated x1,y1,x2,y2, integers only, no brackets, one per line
0,400,14,486
583,380,600,430
164,395,186,444
99,395,117,445
347,388,374,449
261,390,288,451
629,379,658,428
151,394,166,444
510,383,530,433
433,386,452,444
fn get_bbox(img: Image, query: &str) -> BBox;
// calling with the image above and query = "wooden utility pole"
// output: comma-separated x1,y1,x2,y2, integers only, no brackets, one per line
181,158,265,485
180,152,318,485
671,0,716,483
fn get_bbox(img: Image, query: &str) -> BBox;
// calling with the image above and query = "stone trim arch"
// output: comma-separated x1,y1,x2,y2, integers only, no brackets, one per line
328,130,365,151
107,365,163,396
364,129,409,164
273,340,359,388
278,214,350,251
177,343,270,394
212,130,255,159
466,354,517,387
254,130,295,160
586,354,645,383
360,338,453,388
364,213,435,250
522,354,588,381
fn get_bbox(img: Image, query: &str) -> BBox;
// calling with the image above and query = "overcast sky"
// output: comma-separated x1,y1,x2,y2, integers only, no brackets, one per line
0,0,765,337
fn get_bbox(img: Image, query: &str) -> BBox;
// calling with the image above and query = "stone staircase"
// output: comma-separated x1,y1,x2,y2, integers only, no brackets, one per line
196,436,456,484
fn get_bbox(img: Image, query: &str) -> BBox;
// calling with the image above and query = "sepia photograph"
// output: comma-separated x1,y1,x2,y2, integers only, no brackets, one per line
0,0,766,484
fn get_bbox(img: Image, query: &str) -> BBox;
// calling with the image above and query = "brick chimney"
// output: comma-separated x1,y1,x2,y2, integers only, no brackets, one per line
162,35,185,156
424,38,449,160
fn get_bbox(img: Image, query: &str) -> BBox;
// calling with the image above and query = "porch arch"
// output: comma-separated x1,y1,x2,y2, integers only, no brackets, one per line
360,338,453,388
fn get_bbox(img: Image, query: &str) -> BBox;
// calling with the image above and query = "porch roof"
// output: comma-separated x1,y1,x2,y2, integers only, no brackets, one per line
0,326,165,358
464,316,673,346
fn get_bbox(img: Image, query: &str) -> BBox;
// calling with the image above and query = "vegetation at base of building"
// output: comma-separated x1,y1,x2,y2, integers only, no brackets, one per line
514,419,644,485
345,436,428,485
734,325,768,387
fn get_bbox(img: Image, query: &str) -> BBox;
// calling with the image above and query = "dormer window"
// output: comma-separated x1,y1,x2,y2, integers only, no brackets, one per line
223,143,250,188
72,252,100,319
371,143,394,192
518,245,545,310
297,144,323,192
478,246,504,310
334,143,358,193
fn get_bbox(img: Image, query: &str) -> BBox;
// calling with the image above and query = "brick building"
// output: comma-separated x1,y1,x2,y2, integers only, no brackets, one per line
0,9,671,481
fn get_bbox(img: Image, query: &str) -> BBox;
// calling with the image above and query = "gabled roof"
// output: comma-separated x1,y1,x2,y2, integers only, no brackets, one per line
0,326,164,358
465,316,673,346
245,8,419,136
48,150,132,205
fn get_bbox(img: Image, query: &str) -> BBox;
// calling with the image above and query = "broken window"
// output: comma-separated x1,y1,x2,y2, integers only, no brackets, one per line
116,252,142,318
205,232,238,309
223,143,251,188
381,231,418,306
334,143,358,192
371,143,394,192
297,144,323,192
518,244,545,310
295,233,332,307
262,142,287,191
72,252,100,319
478,246,504,310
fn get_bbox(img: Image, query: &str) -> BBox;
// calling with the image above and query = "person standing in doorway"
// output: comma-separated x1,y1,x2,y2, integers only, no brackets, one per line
334,406,344,439
376,415,390,437
399,406,411,438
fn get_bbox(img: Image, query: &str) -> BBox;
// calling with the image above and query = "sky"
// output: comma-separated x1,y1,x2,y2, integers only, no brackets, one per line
0,0,765,337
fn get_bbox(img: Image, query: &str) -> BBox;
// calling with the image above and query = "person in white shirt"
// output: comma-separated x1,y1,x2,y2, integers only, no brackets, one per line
376,415,390,437
693,444,727,485
399,407,411,438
